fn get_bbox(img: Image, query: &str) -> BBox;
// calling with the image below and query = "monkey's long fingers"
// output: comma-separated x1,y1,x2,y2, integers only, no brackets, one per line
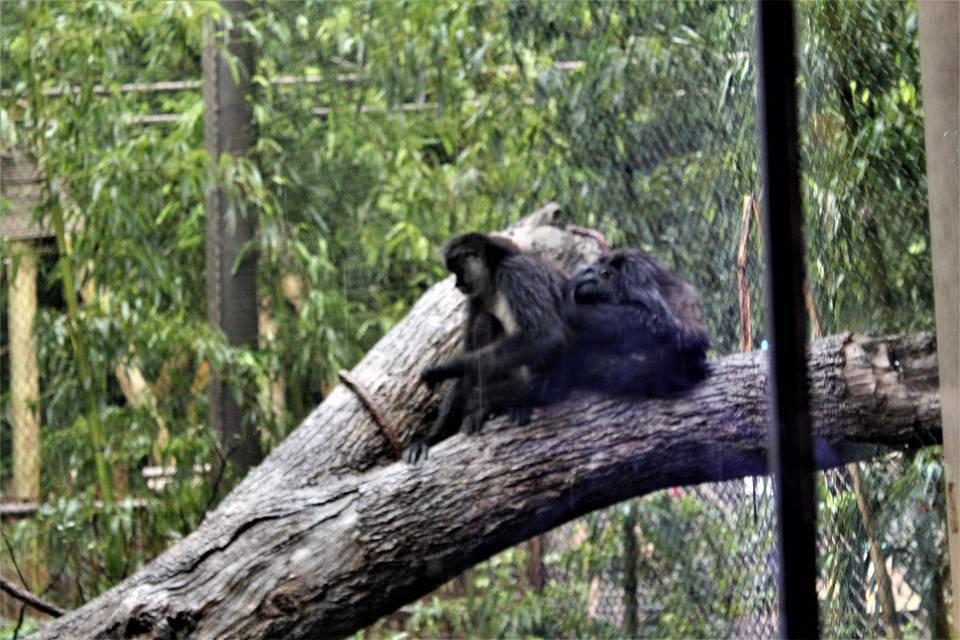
460,411,485,435
509,405,532,426
402,441,429,464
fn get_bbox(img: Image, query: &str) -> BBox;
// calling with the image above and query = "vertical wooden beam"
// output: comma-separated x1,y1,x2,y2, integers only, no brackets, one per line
203,0,262,480
917,1,960,630
7,241,40,502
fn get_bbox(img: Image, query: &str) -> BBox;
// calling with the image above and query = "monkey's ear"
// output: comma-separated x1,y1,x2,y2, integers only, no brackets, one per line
485,235,520,262
609,252,626,269
617,251,659,301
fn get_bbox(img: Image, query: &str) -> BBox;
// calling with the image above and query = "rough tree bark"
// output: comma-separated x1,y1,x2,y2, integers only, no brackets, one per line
36,216,941,639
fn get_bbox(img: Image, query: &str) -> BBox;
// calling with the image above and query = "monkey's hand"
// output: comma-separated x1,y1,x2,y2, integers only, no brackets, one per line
509,405,532,426
460,410,485,436
403,439,430,464
421,361,461,387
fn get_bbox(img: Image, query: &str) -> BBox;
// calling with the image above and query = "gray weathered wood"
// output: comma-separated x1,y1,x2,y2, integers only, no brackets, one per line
918,0,960,629
35,330,940,639
34,219,940,638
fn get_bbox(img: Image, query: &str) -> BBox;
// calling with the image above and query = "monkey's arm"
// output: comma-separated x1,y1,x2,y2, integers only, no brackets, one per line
421,330,566,385
568,303,678,352
403,379,466,463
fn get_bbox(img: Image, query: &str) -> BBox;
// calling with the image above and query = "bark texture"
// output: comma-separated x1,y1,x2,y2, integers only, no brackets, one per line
35,217,941,639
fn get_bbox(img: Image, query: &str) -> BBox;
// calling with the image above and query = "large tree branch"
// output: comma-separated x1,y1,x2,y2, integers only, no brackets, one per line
35,216,940,639
35,331,940,639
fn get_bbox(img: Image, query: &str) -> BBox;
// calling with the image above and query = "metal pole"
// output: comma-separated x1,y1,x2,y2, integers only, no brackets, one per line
754,2,819,637
203,0,262,481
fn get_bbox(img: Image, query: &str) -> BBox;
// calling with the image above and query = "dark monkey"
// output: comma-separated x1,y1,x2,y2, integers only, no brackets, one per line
566,248,709,396
403,233,568,463
472,247,709,406
403,241,709,463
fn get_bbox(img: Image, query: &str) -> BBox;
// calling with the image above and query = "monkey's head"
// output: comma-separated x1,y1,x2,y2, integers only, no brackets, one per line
570,249,660,305
443,233,520,297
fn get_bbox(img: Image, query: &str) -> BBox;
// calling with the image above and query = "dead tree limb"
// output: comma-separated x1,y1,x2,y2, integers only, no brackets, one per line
32,214,941,638
34,328,940,639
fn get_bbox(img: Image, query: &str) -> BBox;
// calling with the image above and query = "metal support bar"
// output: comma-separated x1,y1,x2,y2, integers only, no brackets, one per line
754,2,819,637
203,0,262,481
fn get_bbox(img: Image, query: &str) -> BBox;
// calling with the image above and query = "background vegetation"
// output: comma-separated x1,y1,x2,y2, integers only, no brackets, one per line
0,0,945,637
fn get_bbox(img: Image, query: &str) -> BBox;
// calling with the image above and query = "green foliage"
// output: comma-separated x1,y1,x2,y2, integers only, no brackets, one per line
0,0,942,634
359,532,613,639
2,0,220,606
798,0,931,334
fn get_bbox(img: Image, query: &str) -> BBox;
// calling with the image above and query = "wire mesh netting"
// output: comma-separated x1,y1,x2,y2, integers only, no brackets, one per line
0,0,948,636
251,1,945,636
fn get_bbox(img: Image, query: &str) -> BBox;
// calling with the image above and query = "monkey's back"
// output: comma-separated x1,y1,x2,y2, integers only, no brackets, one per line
494,253,569,339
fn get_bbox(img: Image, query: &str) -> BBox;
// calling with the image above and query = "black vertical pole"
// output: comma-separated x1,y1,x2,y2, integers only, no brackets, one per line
203,0,263,481
755,2,819,638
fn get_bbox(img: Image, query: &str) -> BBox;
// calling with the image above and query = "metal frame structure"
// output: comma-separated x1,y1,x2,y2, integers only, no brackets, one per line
755,2,819,637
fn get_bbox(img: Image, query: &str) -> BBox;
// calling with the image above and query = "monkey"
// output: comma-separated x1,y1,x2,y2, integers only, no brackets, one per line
403,232,569,463
564,248,709,397
403,241,709,463
467,247,709,407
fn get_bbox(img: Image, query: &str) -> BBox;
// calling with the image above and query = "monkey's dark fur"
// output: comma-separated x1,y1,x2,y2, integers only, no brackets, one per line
565,249,709,397
403,233,568,463
403,239,709,464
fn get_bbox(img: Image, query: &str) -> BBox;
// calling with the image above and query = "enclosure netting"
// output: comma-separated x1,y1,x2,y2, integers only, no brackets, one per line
0,0,947,636
249,1,943,636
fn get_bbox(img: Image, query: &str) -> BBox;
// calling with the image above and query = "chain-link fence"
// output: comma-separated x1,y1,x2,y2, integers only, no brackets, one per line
292,1,941,637
0,0,947,636
535,452,948,639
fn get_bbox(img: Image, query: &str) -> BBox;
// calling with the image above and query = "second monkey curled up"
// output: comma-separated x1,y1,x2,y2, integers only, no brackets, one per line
403,231,710,464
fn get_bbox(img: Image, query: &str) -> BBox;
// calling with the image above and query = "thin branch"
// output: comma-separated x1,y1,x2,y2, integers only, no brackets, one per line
565,225,610,251
13,604,26,640
2,62,585,99
0,577,64,618
338,369,404,459
1,528,29,587
736,194,759,352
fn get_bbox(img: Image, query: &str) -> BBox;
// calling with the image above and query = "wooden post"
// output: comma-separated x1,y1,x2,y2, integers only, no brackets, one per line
7,240,40,502
917,1,960,631
202,0,262,480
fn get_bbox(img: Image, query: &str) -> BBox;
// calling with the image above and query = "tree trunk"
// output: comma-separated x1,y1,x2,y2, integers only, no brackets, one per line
35,218,941,639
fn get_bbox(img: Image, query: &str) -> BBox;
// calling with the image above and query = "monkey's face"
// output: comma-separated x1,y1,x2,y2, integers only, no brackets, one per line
445,235,496,297
451,253,494,296
443,233,517,298
571,254,625,304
